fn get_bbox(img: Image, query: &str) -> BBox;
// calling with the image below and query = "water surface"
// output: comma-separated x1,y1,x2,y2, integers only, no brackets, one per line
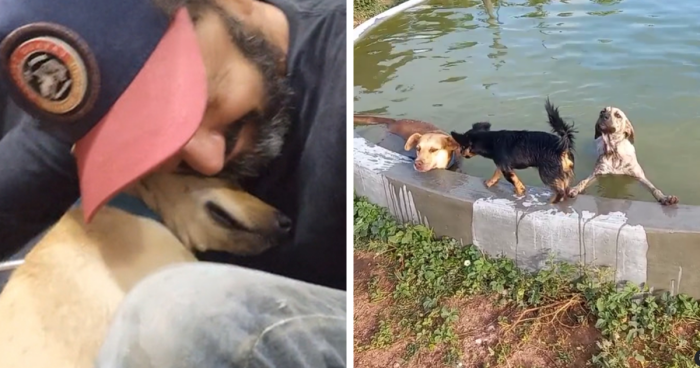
354,0,700,205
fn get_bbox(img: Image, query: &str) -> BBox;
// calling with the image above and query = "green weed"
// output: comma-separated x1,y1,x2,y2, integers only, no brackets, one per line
353,194,700,367
353,0,400,25
370,318,395,349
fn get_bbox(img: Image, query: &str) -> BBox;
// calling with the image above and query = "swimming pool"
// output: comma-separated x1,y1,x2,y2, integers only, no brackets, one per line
354,0,700,205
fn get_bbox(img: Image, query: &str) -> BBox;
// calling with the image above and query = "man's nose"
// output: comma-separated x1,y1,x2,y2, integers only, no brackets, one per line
180,130,226,176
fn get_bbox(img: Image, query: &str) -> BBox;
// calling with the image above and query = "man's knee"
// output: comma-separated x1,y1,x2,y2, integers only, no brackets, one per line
97,263,274,367
97,262,346,367
120,262,345,317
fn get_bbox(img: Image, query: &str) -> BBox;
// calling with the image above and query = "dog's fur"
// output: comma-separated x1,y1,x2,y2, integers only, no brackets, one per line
354,115,461,172
0,173,289,368
450,99,577,203
567,106,679,205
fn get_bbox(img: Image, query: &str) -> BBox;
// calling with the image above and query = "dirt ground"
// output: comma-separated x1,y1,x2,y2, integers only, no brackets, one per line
353,251,603,368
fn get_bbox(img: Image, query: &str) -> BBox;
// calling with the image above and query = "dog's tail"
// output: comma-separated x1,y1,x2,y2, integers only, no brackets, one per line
353,115,399,127
544,98,577,151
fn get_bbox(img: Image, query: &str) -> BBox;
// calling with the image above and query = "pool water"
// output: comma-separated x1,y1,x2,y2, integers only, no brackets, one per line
354,0,700,205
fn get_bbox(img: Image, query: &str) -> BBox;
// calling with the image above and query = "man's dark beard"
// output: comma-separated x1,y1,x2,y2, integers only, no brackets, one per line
179,2,294,181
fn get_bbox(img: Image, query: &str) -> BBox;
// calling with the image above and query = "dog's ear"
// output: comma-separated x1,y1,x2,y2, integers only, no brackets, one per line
594,124,602,140
405,133,422,150
443,136,461,152
450,131,466,144
623,118,635,144
471,122,491,132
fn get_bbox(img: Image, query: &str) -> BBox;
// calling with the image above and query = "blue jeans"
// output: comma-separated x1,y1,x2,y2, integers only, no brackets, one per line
95,263,347,368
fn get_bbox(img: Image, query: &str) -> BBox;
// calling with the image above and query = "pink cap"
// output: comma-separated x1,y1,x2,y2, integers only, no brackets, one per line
73,8,207,222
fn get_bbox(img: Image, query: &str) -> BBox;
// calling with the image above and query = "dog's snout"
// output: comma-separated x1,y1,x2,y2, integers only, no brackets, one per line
276,211,292,233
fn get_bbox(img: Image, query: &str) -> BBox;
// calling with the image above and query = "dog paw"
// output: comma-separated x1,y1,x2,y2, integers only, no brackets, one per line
567,188,580,198
660,195,679,206
484,179,496,188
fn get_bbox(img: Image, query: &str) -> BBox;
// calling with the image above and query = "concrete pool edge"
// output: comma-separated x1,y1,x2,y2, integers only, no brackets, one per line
353,135,700,298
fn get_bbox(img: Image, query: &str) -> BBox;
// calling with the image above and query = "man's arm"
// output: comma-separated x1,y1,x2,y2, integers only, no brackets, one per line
0,99,80,260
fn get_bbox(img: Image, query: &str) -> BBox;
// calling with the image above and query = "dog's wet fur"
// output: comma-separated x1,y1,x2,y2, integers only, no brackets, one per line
450,98,578,203
567,106,679,206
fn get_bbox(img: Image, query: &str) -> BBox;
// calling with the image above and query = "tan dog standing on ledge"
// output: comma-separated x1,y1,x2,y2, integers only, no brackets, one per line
354,114,461,172
0,172,290,368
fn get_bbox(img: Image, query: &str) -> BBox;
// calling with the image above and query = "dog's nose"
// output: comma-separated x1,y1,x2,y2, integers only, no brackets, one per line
276,212,292,233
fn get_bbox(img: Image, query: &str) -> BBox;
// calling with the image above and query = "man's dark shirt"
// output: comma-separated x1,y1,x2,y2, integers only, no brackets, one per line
0,0,347,290
0,93,81,259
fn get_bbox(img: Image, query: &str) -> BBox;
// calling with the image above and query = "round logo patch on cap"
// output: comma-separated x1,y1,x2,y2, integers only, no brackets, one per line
9,36,87,114
0,23,99,122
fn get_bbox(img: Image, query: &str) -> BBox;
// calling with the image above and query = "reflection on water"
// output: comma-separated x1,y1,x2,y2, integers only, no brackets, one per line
354,0,700,205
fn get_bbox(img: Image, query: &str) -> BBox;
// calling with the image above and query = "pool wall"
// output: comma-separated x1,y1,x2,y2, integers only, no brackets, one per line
353,5,700,298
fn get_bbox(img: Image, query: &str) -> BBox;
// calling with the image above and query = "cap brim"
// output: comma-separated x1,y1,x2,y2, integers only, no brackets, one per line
73,8,207,223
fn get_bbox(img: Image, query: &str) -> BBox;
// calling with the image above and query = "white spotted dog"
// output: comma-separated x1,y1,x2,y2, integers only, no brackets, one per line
567,106,679,205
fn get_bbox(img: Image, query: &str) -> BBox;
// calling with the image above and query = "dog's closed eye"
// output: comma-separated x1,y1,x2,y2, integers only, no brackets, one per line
205,201,248,232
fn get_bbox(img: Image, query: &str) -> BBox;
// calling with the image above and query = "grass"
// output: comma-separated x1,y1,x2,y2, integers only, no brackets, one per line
353,194,700,367
353,0,407,26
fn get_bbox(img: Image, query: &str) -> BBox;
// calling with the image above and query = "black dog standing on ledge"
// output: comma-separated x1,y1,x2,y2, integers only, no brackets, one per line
450,98,578,204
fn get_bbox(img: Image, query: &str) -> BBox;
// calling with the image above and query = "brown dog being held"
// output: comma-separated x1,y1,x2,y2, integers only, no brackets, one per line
354,114,461,172
0,173,290,368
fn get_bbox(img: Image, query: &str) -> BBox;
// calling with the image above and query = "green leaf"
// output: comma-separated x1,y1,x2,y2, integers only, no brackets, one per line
596,298,606,313
595,318,607,329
